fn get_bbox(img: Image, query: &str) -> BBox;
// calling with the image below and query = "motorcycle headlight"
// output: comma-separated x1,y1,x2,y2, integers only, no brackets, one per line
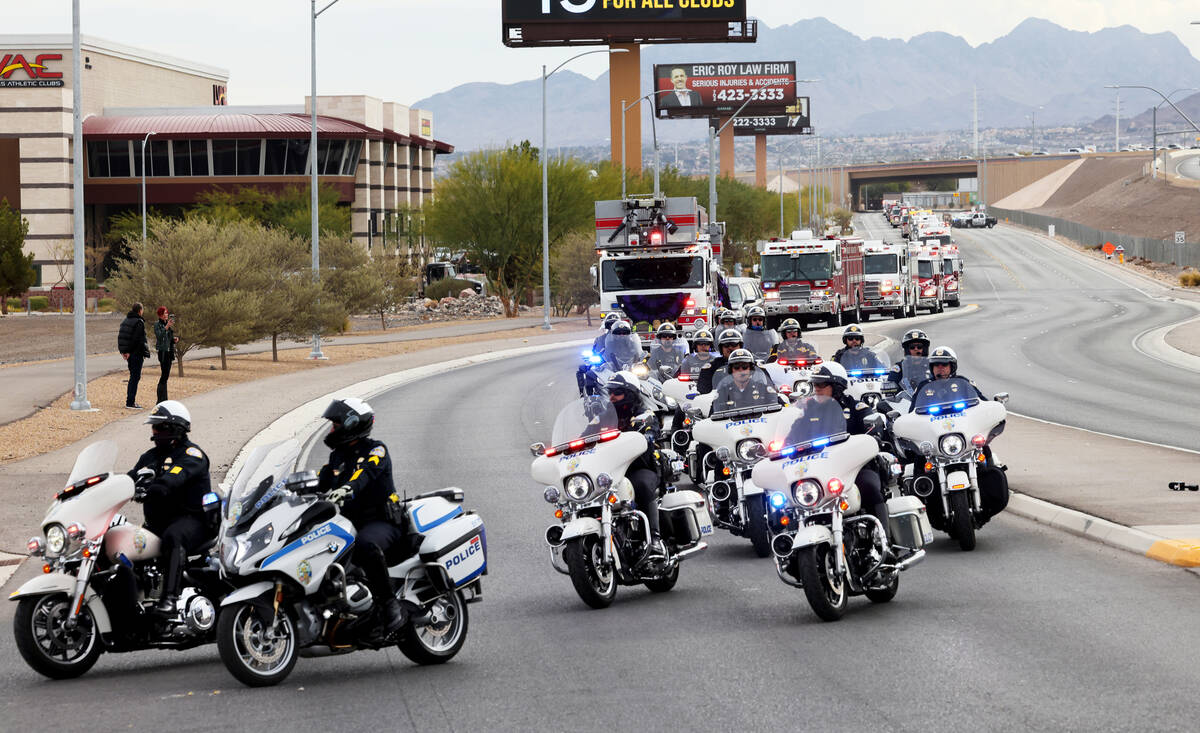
793,380,812,397
220,537,240,571
44,524,67,557
26,536,44,557
631,363,650,379
596,473,613,492
543,486,560,504
564,474,593,501
939,433,966,457
714,446,732,463
792,479,822,508
736,439,763,461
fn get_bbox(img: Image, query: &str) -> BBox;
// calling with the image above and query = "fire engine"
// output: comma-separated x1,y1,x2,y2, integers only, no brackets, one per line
593,196,719,347
940,244,963,308
909,242,944,314
912,215,952,246
861,239,915,320
758,231,865,328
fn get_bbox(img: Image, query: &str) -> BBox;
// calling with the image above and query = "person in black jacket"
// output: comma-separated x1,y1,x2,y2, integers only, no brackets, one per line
126,401,215,614
117,303,150,409
606,373,669,560
317,397,408,632
696,328,744,394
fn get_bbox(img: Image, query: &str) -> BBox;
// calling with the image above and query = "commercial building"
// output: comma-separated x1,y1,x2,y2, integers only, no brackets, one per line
0,34,452,286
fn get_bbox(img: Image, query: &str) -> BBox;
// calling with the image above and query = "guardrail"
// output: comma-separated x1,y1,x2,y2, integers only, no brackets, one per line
989,206,1200,269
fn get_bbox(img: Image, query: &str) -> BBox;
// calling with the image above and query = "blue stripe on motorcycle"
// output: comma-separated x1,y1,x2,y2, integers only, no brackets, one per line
260,522,355,569
412,504,462,532
456,563,486,586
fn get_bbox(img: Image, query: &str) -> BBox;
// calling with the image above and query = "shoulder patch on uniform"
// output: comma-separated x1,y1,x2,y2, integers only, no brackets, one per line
856,402,867,410
185,447,203,459
369,445,386,458
891,365,901,373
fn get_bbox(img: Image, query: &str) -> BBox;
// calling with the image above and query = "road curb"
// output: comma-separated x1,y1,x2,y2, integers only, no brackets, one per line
227,338,592,484
1006,493,1200,572
0,551,22,589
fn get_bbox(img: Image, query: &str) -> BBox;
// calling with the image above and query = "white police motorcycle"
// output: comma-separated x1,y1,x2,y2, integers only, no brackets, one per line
837,346,893,408
752,397,931,621
532,395,712,609
215,439,484,686
10,440,227,679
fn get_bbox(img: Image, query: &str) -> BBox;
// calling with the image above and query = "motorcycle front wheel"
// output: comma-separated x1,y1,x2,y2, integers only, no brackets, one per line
14,593,103,679
797,545,848,622
746,495,771,558
950,492,977,551
217,601,298,687
563,536,617,609
396,590,469,665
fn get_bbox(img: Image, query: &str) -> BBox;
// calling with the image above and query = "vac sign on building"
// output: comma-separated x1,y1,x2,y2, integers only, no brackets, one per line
0,53,64,88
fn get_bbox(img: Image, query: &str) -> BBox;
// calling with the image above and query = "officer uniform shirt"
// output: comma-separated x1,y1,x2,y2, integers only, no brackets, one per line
907,376,988,412
678,352,713,379
318,438,396,526
714,377,777,411
127,440,211,531
647,343,685,377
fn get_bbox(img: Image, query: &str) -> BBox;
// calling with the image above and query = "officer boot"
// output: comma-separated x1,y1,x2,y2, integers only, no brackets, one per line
871,502,895,563
154,545,185,614
360,545,405,633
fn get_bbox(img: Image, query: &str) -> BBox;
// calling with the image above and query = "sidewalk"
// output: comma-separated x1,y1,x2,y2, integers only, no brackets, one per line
0,314,579,426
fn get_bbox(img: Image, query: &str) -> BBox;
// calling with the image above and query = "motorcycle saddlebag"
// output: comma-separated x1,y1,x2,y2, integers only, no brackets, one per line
886,495,934,550
418,512,487,588
658,490,713,545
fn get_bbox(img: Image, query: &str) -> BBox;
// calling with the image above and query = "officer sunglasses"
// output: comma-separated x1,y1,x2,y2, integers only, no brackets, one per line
730,364,753,372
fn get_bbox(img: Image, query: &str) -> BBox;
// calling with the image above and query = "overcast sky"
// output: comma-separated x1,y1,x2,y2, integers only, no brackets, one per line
8,1,1199,107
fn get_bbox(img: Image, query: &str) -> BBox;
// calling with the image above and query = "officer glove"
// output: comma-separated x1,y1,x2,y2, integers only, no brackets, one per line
327,486,354,506
134,467,156,488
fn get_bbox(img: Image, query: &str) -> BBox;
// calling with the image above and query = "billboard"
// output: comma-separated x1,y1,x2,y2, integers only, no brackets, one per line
730,98,813,135
502,0,753,47
653,62,796,120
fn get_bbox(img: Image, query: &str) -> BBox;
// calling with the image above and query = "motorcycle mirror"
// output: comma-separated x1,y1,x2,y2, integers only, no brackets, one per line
529,442,546,456
864,413,887,433
747,443,767,460
887,410,901,421
993,392,1010,404
685,407,704,420
875,401,891,415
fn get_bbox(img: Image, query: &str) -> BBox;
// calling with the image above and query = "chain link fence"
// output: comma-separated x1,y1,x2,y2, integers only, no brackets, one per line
990,206,1200,269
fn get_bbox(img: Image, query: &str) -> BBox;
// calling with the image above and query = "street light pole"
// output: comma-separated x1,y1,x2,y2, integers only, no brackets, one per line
69,0,91,411
140,131,156,242
309,0,340,360
620,90,675,200
544,48,628,331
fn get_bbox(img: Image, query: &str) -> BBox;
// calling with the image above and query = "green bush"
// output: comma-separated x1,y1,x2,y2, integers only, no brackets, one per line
85,277,98,290
28,296,49,311
425,277,475,301
97,297,115,312
4,298,23,312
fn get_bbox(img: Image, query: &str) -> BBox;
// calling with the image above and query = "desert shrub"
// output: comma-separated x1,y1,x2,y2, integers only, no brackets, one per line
425,277,475,301
28,296,48,311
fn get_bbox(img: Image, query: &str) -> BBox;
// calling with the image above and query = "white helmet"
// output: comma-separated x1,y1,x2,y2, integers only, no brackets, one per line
145,400,191,432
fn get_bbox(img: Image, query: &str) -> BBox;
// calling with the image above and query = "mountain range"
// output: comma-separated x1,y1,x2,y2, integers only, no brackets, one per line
416,17,1200,152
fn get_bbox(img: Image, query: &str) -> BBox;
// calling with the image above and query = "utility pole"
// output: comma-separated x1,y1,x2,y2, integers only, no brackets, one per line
1115,91,1121,152
973,86,979,158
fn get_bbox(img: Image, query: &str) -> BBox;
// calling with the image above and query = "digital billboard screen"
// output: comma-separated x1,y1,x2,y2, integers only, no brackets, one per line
731,98,813,135
653,61,796,119
502,0,745,23
502,0,753,47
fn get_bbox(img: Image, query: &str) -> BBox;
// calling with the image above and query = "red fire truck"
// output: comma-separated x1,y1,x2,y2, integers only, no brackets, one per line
909,243,944,314
940,244,962,308
758,233,865,328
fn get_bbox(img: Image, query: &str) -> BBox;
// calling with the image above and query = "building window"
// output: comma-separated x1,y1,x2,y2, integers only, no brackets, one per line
149,139,170,177
285,139,309,175
212,139,236,175
87,141,109,177
342,139,361,175
191,140,209,176
109,140,131,177
237,139,262,175
172,140,191,176
264,140,287,175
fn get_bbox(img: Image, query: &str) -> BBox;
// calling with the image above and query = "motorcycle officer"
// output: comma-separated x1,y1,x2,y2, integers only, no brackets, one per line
678,328,715,378
696,328,745,394
807,364,891,545
715,308,741,334
773,318,821,364
712,349,780,411
127,401,215,614
887,328,930,390
606,373,669,559
316,397,408,633
742,306,780,361
646,322,686,378
910,346,987,402
578,313,622,394
831,324,867,363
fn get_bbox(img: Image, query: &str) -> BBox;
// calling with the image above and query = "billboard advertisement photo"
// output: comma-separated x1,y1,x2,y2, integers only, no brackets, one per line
730,98,813,135
653,61,796,119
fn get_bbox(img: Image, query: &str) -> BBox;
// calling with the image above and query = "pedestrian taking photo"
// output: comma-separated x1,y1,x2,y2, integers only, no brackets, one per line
154,306,178,402
117,302,150,409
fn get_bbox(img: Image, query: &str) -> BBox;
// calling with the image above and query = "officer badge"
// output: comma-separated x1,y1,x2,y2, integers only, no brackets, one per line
186,447,203,458
369,446,386,458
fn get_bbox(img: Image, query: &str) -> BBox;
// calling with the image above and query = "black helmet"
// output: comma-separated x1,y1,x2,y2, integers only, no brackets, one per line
808,363,849,392
605,371,642,404
841,324,865,345
928,346,958,375
691,329,714,349
726,348,756,369
602,313,621,331
610,320,633,336
901,328,930,353
779,318,802,338
322,397,375,448
655,322,678,339
717,328,744,349
146,400,191,447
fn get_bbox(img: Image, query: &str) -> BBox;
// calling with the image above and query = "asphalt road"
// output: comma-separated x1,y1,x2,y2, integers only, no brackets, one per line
854,214,1200,449
4,347,1199,731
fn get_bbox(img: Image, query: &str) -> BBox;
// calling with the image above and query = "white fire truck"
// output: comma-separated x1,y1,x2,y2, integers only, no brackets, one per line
909,242,944,314
940,243,963,308
593,196,720,347
758,232,865,328
861,239,915,320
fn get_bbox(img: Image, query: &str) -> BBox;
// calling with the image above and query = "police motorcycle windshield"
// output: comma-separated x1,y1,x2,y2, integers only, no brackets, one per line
778,395,850,449
604,333,644,370
911,376,981,414
65,440,118,488
776,340,821,364
837,346,888,373
711,371,777,416
551,397,620,446
224,463,305,530
742,329,777,361
900,356,932,393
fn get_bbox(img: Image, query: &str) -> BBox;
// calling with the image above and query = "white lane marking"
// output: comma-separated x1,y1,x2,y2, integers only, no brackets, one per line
1009,410,1200,456
1131,314,1200,375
